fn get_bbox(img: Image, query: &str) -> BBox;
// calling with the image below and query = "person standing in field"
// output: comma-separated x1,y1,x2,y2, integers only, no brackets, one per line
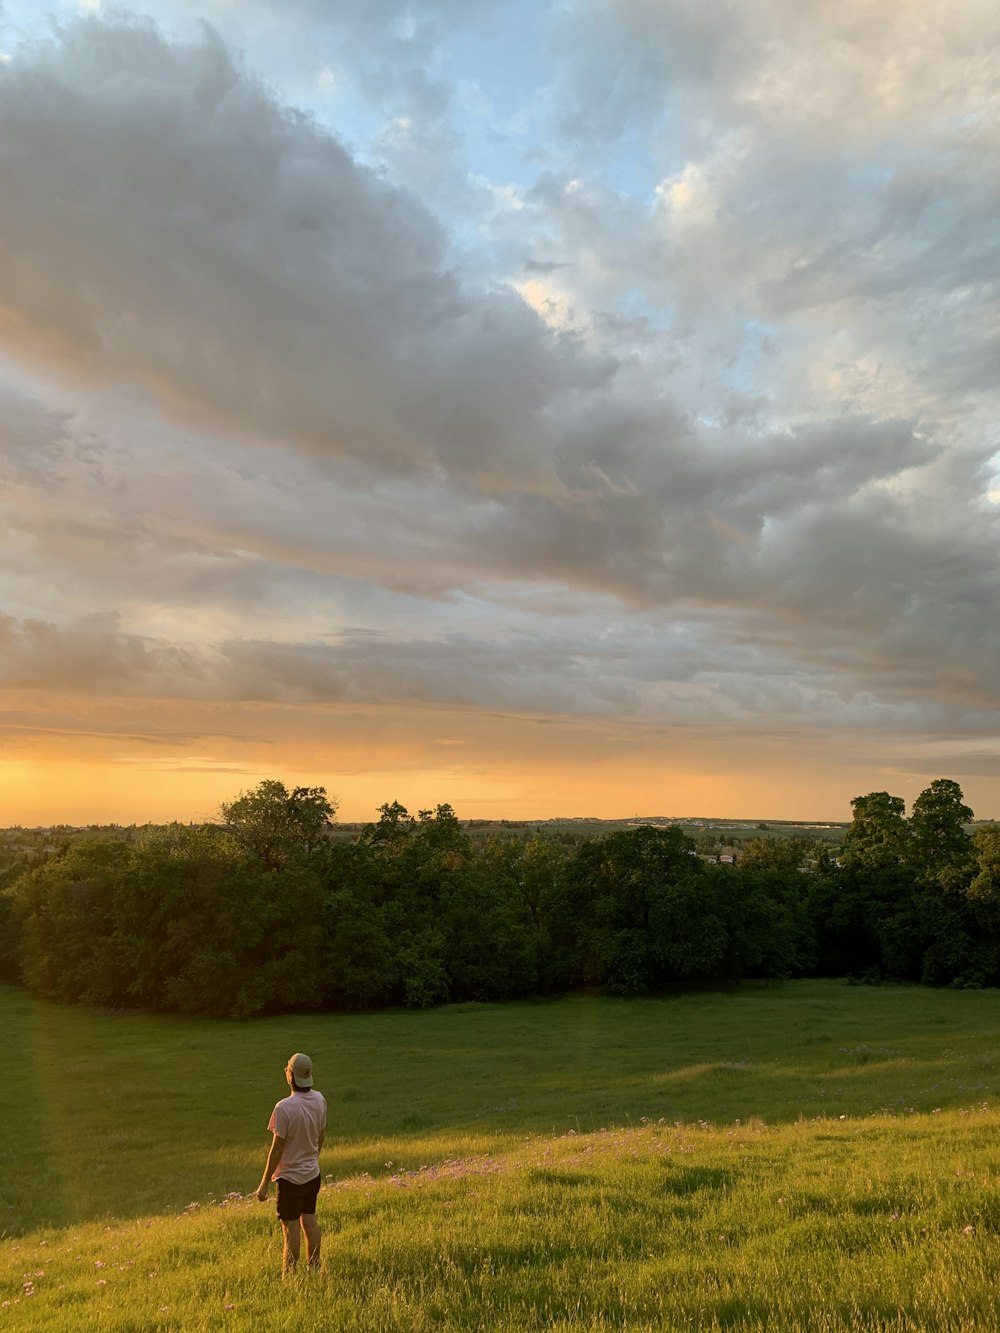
256,1052,327,1276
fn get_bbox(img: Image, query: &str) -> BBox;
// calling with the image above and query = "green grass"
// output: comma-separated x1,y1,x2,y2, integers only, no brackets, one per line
3,981,1000,1329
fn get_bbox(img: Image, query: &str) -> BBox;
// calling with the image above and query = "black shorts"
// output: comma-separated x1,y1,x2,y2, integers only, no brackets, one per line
276,1173,321,1221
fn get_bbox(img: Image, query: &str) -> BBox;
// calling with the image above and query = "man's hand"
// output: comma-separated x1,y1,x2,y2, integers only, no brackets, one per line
257,1132,285,1204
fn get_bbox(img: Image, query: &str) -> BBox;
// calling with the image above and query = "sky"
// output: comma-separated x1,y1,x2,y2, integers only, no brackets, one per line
0,0,998,826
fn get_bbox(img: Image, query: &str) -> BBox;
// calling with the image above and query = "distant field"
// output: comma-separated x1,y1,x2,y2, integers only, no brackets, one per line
3,981,1000,1329
0,815,853,853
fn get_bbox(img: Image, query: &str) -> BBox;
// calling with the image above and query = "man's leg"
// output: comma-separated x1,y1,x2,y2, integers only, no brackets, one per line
302,1212,321,1270
281,1218,301,1276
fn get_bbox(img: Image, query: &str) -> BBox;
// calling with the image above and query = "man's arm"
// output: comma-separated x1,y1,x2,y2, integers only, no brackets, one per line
256,1132,286,1202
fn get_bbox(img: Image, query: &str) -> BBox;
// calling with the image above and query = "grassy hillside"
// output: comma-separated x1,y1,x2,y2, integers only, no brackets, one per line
2,981,1000,1329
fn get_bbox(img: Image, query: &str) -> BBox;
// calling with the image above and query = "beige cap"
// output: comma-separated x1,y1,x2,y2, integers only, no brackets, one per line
286,1052,314,1087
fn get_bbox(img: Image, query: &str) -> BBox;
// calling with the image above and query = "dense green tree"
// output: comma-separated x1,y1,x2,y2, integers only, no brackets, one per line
12,822,326,1018
808,781,983,985
962,828,1000,986
443,835,541,1001
915,888,974,984
834,791,914,978
648,874,725,982
907,779,974,887
716,865,815,979
399,806,538,1003
119,824,325,1018
809,842,838,875
7,776,1000,1016
0,858,27,983
562,825,707,993
501,833,570,989
220,780,337,870
321,838,399,1008
332,802,540,1007
841,792,909,872
737,836,810,874
12,839,131,1004
806,866,869,976
968,827,1000,903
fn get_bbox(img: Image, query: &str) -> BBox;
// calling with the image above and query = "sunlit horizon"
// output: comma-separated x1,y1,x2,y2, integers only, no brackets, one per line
4,749,996,829
1,1,997,826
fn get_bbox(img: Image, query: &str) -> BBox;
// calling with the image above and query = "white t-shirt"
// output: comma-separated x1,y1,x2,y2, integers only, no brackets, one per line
268,1090,327,1184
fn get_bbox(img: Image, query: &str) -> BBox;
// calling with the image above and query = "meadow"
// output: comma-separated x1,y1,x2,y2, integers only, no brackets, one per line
2,980,1000,1329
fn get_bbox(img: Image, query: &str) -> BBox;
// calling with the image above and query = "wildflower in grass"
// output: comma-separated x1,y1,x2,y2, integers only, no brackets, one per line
94,1260,105,1269
96,1279,107,1286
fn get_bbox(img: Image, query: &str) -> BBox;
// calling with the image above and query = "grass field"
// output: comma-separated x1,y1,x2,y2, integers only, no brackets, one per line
2,980,1000,1329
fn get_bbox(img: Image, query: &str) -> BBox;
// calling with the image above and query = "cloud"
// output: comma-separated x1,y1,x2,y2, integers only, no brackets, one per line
0,15,590,490
546,0,1000,406
2,349,998,745
0,5,998,821
0,611,209,695
524,259,571,274
0,600,994,756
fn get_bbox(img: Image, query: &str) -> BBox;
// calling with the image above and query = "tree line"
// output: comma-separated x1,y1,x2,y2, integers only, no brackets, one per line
1,778,998,1018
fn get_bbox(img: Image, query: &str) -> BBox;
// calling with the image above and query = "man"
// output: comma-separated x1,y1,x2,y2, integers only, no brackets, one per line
256,1051,327,1276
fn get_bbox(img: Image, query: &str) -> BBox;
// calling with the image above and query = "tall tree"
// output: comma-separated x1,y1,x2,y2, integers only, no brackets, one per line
836,791,914,978
968,826,1000,903
220,780,336,870
566,825,707,993
964,827,1000,986
841,791,910,872
907,779,974,885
